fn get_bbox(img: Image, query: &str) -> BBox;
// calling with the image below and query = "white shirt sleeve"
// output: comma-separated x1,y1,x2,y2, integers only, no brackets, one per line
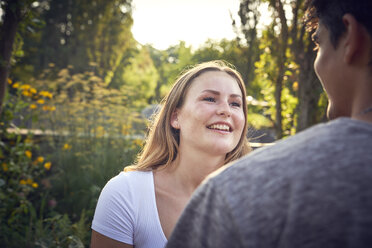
91,172,135,245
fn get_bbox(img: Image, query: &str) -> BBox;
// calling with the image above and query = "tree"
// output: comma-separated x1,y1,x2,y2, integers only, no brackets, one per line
146,46,170,102
237,0,323,138
120,46,158,106
234,0,261,88
146,41,194,102
0,0,34,115
14,0,135,86
288,0,324,131
192,39,252,93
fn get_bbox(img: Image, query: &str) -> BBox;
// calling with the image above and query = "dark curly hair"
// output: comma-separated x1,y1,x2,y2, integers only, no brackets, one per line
304,0,372,48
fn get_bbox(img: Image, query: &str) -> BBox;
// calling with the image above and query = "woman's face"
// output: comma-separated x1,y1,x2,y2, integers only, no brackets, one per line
172,71,245,157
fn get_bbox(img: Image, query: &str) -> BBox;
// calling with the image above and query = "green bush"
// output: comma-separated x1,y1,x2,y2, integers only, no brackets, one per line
1,73,145,247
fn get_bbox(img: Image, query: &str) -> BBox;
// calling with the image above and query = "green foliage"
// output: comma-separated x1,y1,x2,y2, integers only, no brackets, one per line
33,213,87,248
16,0,136,86
247,111,272,129
2,0,331,246
121,47,159,105
192,39,252,90
160,41,194,95
1,74,144,246
236,0,324,137
29,67,146,222
146,41,194,101
248,28,299,137
0,79,87,247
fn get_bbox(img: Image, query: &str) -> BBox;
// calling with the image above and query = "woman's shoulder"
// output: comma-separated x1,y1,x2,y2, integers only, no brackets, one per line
113,170,153,181
102,170,153,195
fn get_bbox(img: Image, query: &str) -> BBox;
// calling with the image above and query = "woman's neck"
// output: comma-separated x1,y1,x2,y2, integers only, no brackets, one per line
162,149,225,196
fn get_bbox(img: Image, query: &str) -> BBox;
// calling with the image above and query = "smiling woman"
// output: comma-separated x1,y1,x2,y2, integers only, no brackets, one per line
131,0,240,50
172,70,246,157
90,60,251,248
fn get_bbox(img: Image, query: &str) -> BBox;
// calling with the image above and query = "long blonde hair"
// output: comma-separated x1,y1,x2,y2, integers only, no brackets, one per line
125,60,251,172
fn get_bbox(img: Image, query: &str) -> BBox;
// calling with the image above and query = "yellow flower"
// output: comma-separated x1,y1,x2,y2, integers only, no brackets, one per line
20,179,27,185
7,78,12,84
39,91,48,97
29,104,37,109
44,162,52,170
42,105,56,111
12,82,19,88
20,84,31,90
25,138,33,144
30,88,37,94
36,156,44,163
22,91,31,97
26,178,33,185
39,91,53,99
292,81,299,91
32,182,39,188
37,99,45,104
25,150,32,159
2,162,8,172
63,143,72,150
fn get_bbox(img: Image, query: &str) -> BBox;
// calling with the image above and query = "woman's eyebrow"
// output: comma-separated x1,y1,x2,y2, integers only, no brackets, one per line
201,89,242,98
201,89,219,95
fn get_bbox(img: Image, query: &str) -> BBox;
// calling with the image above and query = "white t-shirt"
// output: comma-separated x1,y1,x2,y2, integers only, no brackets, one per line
92,170,167,248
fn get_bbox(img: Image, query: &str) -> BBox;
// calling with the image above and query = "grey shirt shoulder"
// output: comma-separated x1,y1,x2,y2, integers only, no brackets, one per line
167,118,372,248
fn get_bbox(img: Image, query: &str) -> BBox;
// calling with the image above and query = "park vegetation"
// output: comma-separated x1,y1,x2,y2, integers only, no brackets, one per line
0,0,327,246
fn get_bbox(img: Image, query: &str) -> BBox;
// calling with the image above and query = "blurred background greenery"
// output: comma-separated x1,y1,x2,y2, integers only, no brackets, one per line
0,0,327,246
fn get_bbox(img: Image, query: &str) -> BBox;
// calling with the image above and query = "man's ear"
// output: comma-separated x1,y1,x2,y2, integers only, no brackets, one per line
171,109,180,129
342,13,369,65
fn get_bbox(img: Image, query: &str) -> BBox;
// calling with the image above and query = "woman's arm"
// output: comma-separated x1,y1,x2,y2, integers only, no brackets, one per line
91,230,133,248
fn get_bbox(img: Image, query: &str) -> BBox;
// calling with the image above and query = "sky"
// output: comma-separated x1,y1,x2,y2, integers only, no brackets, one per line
131,0,241,50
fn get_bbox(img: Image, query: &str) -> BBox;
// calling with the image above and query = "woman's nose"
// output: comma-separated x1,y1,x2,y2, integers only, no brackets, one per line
217,101,231,117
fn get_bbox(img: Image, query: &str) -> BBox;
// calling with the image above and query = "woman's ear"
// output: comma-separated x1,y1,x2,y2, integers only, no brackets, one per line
171,110,180,129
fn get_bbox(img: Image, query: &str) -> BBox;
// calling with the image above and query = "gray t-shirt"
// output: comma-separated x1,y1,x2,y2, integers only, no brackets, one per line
167,118,372,248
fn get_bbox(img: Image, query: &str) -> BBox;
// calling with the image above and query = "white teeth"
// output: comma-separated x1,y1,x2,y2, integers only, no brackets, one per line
208,124,230,132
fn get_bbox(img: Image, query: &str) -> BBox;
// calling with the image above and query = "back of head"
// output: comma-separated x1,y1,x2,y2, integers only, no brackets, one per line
305,0,372,48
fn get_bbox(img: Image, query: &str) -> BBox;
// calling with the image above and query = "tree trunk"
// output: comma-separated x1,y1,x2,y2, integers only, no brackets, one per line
273,0,288,139
0,0,22,115
274,72,283,138
295,32,323,131
297,71,321,131
288,0,324,132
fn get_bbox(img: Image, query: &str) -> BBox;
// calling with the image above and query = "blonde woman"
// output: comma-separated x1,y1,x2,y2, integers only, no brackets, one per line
90,60,251,248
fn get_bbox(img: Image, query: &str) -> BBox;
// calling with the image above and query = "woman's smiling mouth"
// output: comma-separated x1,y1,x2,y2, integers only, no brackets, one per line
207,123,232,132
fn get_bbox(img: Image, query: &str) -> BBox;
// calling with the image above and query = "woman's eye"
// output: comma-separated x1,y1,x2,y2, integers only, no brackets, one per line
203,97,215,102
230,102,241,108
